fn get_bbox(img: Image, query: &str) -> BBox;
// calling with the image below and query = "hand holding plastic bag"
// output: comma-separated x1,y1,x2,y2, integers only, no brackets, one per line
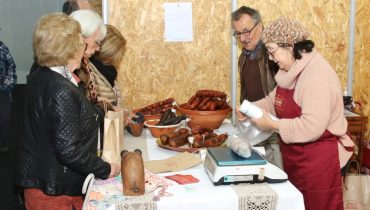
236,100,279,146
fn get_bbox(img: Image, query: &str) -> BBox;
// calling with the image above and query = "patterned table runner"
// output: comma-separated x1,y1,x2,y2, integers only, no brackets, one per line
231,183,278,210
84,171,172,210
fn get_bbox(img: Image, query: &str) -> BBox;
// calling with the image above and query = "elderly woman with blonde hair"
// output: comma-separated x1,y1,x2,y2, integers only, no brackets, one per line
90,24,127,107
237,17,353,210
16,13,120,210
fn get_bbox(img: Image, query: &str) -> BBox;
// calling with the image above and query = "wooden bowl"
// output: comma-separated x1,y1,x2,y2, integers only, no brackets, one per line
144,119,181,138
176,103,232,129
126,112,145,137
126,122,144,137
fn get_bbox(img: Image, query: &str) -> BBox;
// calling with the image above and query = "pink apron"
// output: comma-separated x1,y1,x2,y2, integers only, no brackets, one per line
275,84,343,210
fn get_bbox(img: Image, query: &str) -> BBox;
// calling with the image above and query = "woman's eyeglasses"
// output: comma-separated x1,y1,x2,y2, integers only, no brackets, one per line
267,43,290,59
94,40,101,47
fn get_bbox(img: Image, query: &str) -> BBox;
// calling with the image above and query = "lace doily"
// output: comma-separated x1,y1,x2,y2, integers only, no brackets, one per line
231,183,278,210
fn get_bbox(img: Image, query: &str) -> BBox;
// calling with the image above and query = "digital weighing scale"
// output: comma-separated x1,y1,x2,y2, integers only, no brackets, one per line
204,147,288,185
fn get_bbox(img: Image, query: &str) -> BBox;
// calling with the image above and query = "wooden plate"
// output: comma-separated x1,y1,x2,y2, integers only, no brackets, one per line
156,139,226,153
156,139,200,153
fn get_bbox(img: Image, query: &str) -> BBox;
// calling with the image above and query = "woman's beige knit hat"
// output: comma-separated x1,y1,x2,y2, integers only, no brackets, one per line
261,17,310,44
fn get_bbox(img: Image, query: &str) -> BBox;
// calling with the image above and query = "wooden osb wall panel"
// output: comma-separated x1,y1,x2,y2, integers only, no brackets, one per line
110,0,231,109
353,0,370,136
239,0,350,86
109,0,370,134
89,0,102,16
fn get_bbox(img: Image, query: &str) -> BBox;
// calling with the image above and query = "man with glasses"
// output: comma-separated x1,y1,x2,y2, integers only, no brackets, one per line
232,6,283,169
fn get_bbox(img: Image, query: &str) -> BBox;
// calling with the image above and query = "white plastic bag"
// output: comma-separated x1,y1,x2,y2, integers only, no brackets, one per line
237,100,278,146
227,135,252,158
237,119,274,146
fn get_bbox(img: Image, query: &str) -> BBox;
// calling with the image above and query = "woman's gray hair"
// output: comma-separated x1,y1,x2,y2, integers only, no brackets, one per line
70,9,106,41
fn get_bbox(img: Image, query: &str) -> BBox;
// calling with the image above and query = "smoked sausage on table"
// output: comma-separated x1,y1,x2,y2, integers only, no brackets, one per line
168,133,190,147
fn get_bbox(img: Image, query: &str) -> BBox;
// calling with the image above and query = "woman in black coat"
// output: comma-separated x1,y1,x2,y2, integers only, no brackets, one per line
16,13,120,210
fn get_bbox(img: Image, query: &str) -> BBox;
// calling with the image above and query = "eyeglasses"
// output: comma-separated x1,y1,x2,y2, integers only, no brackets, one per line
233,22,259,38
94,40,101,47
267,43,290,59
267,47,279,59
79,43,88,52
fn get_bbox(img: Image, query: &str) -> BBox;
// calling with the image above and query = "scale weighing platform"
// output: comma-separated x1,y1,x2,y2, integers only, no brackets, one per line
204,147,288,185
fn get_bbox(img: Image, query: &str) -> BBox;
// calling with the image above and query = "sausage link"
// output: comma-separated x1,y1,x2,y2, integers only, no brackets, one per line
168,133,189,147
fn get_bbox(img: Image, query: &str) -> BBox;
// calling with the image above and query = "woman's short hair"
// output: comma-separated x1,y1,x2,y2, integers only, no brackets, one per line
95,24,127,68
33,12,82,67
70,9,106,41
293,40,315,60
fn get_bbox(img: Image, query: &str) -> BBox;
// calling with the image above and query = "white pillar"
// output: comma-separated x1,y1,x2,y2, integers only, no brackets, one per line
102,0,109,24
231,0,238,125
347,0,356,96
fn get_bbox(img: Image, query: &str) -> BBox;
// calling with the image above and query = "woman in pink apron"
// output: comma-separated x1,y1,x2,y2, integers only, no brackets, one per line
238,17,353,210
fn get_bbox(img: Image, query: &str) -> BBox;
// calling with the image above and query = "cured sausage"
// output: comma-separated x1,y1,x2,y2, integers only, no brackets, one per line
203,132,218,140
187,134,204,148
168,133,189,147
160,128,190,145
208,100,217,111
195,90,227,98
189,96,202,110
203,137,219,147
216,134,228,144
177,128,190,134
187,94,197,105
192,139,204,148
183,90,229,111
191,127,213,135
203,133,228,147
159,134,170,145
137,98,175,114
198,96,212,110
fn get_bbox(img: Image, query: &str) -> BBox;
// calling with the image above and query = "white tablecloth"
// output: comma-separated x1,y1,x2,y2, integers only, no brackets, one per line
91,123,305,210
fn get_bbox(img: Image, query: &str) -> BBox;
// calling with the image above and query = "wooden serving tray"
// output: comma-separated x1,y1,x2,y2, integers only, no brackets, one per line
156,139,226,153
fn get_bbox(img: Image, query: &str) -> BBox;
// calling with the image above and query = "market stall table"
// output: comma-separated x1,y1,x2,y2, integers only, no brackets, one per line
84,122,305,210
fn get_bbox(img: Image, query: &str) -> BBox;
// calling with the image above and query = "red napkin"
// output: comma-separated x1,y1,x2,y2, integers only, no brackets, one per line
165,174,199,185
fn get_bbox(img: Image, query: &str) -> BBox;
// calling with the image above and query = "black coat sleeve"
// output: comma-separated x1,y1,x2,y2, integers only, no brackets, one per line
50,87,110,179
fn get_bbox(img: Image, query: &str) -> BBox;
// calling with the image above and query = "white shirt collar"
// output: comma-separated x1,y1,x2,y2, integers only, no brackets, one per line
50,66,78,86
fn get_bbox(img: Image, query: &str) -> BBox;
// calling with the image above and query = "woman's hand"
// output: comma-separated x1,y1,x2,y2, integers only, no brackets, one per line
109,163,121,178
251,109,279,132
123,109,138,126
235,105,248,121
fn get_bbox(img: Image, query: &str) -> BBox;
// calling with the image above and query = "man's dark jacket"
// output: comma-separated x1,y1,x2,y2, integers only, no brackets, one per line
239,44,278,103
